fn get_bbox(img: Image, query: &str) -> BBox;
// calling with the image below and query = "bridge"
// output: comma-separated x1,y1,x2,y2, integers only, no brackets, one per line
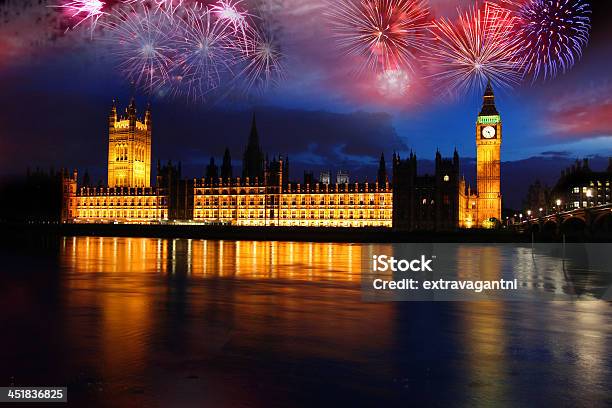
512,204,612,235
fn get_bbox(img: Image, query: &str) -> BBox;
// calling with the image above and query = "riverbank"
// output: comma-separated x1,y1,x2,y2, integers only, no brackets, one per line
2,222,608,243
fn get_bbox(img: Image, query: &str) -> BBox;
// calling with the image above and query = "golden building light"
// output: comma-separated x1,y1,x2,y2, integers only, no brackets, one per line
192,169,393,227
62,92,506,230
459,80,503,229
107,99,152,188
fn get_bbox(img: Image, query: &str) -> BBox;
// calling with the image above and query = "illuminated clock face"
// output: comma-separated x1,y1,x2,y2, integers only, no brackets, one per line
482,126,496,139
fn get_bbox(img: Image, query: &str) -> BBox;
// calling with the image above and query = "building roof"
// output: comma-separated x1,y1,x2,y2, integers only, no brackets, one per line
479,79,499,116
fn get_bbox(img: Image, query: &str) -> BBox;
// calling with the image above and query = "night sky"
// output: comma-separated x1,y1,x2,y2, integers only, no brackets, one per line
0,0,611,208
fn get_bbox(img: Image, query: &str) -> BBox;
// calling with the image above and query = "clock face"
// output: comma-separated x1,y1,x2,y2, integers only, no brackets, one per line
482,125,496,139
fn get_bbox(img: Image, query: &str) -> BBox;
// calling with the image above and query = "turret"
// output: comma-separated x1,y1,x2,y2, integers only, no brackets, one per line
206,157,218,182
127,97,137,128
283,154,289,185
221,148,232,180
109,100,117,127
266,155,283,186
377,152,387,184
453,147,459,171
144,102,152,129
242,113,265,180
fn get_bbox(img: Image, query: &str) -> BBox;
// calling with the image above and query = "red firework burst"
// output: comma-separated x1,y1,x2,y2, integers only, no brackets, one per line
426,2,524,97
327,0,431,74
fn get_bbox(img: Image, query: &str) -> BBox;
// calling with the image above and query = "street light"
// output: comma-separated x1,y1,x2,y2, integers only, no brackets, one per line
527,210,532,219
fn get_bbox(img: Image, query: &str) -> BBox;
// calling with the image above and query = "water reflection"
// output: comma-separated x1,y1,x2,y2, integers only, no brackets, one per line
456,247,508,406
62,236,391,282
56,237,400,405
0,237,608,406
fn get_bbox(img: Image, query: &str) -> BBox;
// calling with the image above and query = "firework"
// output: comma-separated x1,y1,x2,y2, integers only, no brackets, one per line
100,0,284,101
237,20,285,94
498,0,591,81
52,0,106,31
104,6,175,93
211,0,251,35
426,2,523,97
125,0,183,9
326,0,430,74
171,6,242,100
377,68,410,97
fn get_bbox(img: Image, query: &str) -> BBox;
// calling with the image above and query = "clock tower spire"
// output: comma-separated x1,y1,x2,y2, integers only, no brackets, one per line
475,79,502,227
479,78,499,116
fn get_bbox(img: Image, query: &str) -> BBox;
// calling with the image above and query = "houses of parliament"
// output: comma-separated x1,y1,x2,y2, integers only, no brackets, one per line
61,84,503,230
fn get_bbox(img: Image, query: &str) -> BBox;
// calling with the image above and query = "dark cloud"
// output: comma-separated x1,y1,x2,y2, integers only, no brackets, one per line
151,103,407,181
0,80,406,183
540,151,571,157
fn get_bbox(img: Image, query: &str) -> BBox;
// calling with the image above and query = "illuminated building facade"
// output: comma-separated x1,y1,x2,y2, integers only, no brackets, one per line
108,98,152,188
64,183,168,223
193,174,393,227
193,136,393,227
552,158,612,210
62,94,505,229
63,100,168,224
459,81,503,228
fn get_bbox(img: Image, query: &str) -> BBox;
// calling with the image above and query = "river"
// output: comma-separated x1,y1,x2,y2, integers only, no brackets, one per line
0,237,610,407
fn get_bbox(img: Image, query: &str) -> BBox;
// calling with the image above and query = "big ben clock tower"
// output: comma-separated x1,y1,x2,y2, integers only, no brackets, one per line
475,80,502,226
